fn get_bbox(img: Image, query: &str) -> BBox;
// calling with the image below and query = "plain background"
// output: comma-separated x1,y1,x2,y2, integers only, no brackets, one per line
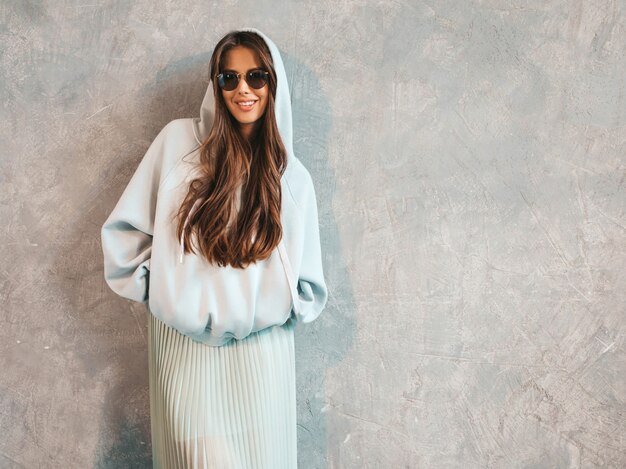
1,1,624,468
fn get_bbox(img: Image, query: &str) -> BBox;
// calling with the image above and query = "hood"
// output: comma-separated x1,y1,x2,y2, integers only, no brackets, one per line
191,27,295,162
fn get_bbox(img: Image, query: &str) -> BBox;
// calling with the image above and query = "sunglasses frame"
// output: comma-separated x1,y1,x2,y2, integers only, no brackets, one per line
215,69,270,91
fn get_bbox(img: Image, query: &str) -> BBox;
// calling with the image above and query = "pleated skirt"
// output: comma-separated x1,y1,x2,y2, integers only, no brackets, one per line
147,311,297,469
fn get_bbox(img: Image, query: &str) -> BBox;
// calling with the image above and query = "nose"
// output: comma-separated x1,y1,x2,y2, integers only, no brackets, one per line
237,76,252,94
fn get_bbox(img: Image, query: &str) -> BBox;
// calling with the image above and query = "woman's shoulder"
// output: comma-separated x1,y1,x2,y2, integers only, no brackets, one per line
152,118,201,183
148,118,199,160
158,118,198,149
282,155,318,209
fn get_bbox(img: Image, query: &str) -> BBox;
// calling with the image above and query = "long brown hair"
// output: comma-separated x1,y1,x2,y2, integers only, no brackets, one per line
175,31,288,268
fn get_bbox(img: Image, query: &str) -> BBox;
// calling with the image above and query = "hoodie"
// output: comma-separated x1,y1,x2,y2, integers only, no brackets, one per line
100,28,328,346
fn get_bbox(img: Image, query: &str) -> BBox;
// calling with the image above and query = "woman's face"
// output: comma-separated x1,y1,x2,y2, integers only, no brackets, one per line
220,46,269,139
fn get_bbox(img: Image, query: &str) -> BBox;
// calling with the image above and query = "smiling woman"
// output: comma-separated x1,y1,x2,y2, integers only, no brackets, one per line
101,27,328,469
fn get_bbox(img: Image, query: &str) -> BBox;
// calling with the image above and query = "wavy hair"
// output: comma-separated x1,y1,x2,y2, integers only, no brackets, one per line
174,31,288,268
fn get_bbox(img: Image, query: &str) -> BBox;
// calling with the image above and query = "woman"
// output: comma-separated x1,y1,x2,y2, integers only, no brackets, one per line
101,28,328,468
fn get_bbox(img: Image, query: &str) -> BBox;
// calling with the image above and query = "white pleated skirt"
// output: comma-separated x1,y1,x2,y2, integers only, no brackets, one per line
147,311,297,469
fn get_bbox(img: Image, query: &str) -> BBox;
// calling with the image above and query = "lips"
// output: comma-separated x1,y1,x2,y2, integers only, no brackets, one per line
236,100,257,111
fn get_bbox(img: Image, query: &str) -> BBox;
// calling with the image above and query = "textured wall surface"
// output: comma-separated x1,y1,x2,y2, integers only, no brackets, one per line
1,1,625,468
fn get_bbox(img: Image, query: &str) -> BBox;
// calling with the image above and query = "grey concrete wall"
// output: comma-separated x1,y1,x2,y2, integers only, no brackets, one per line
1,1,624,468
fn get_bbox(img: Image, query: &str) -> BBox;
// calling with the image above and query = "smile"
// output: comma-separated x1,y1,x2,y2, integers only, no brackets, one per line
236,100,257,111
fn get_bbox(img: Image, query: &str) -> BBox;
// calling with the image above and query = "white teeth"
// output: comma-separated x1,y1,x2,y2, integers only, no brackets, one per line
238,101,254,106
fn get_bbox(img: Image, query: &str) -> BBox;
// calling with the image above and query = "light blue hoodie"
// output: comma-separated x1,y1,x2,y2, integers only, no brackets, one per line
101,28,328,346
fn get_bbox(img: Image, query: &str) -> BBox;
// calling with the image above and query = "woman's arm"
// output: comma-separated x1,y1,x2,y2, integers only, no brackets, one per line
292,176,329,323
100,127,167,304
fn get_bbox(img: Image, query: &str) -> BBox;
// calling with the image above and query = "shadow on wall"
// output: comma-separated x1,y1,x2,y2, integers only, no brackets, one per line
57,46,354,467
281,50,357,468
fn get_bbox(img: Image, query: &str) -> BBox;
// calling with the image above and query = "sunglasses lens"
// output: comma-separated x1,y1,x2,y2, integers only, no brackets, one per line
247,70,268,89
218,72,238,91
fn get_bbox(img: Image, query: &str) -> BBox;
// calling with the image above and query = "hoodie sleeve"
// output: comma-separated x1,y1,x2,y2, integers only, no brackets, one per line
292,176,329,323
100,126,168,304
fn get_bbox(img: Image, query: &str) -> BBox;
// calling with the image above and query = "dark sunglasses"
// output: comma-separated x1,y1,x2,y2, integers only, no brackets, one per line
216,69,269,91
